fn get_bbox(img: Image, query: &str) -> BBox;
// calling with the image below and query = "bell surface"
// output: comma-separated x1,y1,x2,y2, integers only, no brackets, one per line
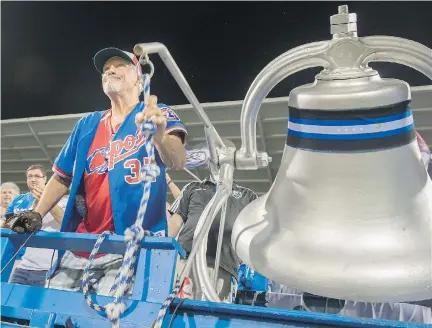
232,75,432,302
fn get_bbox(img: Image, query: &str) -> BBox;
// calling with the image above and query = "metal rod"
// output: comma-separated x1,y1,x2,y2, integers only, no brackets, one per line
183,167,201,182
133,42,226,174
176,166,231,290
133,43,222,137
195,163,234,302
212,199,228,288
192,167,202,180
236,41,330,168
26,120,54,165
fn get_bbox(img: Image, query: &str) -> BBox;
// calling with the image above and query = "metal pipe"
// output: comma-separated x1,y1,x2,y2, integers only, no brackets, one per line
362,53,432,80
177,187,223,290
194,164,233,302
175,163,233,299
134,43,219,135
235,40,331,169
212,199,228,288
359,36,432,79
236,54,331,169
133,42,226,172
360,36,432,58
183,167,201,182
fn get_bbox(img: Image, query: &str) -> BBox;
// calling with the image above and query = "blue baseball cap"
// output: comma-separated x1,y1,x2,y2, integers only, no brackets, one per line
93,47,142,74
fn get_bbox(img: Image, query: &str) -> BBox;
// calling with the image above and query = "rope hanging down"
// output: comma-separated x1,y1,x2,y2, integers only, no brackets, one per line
81,55,164,328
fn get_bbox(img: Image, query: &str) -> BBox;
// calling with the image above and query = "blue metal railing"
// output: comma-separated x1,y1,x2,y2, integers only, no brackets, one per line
1,229,430,328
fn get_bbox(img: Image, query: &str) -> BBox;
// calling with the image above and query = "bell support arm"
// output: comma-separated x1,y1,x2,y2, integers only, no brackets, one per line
234,41,332,170
359,36,432,79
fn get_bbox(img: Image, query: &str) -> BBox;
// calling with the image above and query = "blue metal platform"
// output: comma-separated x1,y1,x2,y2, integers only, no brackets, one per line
1,230,429,328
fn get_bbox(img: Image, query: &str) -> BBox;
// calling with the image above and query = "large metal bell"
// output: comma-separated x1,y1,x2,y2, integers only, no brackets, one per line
231,5,432,302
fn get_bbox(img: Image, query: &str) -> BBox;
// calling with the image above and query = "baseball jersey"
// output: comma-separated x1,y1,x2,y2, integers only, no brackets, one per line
72,110,117,257
53,101,187,248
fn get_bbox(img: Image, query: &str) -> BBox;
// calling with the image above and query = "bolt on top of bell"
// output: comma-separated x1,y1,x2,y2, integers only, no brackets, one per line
330,5,358,38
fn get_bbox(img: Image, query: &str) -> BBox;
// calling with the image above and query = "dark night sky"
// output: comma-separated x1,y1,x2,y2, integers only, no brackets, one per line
2,1,432,120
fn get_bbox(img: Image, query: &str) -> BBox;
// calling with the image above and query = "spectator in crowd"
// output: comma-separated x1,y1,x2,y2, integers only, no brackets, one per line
168,139,258,303
0,182,20,219
6,47,187,295
5,165,65,226
3,164,67,287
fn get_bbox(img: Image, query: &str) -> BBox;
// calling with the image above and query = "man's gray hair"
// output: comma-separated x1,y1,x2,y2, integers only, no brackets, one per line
1,182,20,195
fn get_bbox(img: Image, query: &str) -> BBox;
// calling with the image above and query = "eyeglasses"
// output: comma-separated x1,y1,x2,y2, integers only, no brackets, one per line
27,175,45,180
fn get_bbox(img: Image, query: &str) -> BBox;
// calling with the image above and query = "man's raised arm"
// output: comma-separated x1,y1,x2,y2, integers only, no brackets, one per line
156,133,186,170
34,174,69,218
135,96,187,170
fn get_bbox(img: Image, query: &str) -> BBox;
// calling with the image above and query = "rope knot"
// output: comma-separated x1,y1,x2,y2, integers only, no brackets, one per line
105,302,126,321
124,225,145,243
140,162,160,183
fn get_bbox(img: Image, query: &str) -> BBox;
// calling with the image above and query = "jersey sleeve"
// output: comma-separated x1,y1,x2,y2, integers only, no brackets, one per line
169,183,194,222
158,103,188,144
53,119,82,179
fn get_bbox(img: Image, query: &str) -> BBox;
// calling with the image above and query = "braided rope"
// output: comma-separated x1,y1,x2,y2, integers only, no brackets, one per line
152,278,182,328
82,72,164,327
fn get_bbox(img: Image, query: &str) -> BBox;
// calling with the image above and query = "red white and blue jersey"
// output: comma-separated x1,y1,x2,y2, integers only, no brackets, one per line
53,102,187,242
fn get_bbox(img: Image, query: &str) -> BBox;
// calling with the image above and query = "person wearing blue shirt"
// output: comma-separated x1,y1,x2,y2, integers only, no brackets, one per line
3,164,66,287
7,47,187,296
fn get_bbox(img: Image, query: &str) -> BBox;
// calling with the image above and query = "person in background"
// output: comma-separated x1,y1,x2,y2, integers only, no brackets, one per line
0,182,20,219
3,164,67,287
5,165,65,226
